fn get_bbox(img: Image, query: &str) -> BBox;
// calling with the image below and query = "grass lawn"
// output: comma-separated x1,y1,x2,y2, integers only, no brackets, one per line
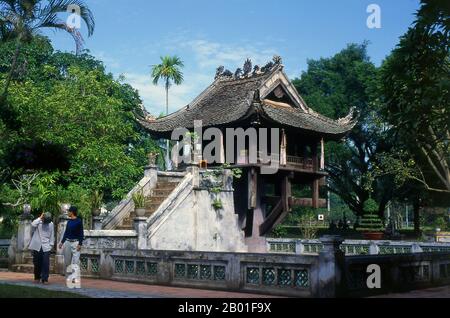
0,284,89,298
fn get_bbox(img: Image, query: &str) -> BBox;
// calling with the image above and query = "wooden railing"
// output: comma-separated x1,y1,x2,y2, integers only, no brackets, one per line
286,156,314,170
251,152,315,172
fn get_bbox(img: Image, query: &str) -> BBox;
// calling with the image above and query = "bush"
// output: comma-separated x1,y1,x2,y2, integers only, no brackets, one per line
271,225,288,238
434,217,448,231
357,213,384,232
299,211,319,239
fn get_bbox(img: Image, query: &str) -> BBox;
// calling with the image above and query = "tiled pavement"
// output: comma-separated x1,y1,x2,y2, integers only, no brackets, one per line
371,285,450,298
1,271,449,298
0,271,276,298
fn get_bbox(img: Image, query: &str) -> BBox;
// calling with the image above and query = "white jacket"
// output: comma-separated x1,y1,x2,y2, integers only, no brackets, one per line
28,218,55,253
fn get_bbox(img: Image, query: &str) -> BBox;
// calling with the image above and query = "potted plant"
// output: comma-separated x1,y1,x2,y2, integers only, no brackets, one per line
132,188,146,217
90,190,103,217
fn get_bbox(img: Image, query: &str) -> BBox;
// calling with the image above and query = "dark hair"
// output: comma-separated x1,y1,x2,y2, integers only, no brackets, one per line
68,206,78,216
43,212,52,224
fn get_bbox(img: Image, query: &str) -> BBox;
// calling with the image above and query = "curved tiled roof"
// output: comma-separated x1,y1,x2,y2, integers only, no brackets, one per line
260,100,357,136
138,62,357,139
138,72,271,132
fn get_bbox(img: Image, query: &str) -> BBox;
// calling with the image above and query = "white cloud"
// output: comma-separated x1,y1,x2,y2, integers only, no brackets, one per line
179,39,279,70
92,51,121,70
123,37,279,115
123,72,210,116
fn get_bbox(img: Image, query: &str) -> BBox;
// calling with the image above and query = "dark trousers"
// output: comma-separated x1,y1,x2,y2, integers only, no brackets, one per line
33,248,50,282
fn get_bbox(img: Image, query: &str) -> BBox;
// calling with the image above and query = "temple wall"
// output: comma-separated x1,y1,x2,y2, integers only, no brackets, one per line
147,189,248,253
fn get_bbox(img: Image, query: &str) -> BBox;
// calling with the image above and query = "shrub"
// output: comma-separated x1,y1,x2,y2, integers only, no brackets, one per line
299,211,319,239
357,213,384,232
271,225,288,238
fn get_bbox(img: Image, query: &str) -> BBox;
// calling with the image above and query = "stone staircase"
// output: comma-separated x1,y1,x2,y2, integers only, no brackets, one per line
116,177,181,230
11,252,56,274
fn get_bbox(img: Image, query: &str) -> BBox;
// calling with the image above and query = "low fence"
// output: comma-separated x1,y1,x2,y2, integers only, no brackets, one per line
77,238,450,298
0,239,9,268
267,238,450,256
79,248,321,297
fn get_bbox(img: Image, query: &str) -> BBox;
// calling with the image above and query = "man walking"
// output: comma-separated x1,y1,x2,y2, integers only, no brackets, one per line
58,206,84,277
29,212,55,284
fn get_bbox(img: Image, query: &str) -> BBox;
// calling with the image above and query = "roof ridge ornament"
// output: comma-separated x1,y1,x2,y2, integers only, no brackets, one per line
338,106,359,125
215,66,224,79
214,56,283,80
243,58,252,77
273,55,282,65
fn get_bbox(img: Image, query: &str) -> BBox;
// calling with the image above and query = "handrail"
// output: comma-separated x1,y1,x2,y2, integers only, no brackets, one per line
102,174,156,230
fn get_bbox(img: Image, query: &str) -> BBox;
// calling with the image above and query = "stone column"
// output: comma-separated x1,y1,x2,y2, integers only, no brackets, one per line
315,235,345,298
144,164,158,179
134,217,148,250
55,213,69,275
186,164,199,187
92,216,104,230
16,215,33,264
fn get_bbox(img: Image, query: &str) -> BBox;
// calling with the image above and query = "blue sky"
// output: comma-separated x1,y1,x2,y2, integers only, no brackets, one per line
43,0,420,115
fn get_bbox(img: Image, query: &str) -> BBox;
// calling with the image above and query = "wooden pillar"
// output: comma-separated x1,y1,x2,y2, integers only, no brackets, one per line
281,174,292,212
312,178,320,209
219,130,225,164
312,141,319,172
248,168,257,209
320,138,325,170
280,129,287,166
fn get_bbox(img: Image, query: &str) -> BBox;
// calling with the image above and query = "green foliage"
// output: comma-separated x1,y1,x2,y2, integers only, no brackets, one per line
90,190,103,211
357,214,385,232
271,225,288,238
363,198,379,215
0,36,160,226
434,217,448,231
222,163,242,179
132,189,146,209
292,43,395,218
151,56,184,89
212,198,223,211
379,0,450,196
298,210,319,239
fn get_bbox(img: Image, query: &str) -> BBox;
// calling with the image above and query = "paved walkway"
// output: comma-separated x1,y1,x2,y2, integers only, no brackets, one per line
371,285,450,298
0,271,276,298
1,271,449,298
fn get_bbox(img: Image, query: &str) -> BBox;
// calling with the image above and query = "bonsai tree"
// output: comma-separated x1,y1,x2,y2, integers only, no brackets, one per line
132,188,146,217
357,199,385,239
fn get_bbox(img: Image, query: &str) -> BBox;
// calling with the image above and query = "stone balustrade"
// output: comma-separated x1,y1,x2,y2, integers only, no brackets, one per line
75,235,450,297
0,239,10,268
267,238,450,256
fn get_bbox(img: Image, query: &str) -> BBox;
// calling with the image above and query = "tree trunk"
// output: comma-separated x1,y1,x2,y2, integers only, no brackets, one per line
165,83,170,170
1,38,22,104
413,201,421,237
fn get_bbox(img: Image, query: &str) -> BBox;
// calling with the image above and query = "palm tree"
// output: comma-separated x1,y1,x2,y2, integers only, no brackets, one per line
151,55,184,169
0,0,95,102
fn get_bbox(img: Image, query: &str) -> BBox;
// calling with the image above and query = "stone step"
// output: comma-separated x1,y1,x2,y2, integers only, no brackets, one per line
153,189,173,196
155,182,178,189
145,196,167,204
116,226,132,230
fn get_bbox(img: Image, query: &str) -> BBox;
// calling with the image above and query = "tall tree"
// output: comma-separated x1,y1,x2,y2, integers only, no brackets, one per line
380,0,449,195
0,0,95,104
0,36,161,211
151,55,184,169
293,43,395,218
